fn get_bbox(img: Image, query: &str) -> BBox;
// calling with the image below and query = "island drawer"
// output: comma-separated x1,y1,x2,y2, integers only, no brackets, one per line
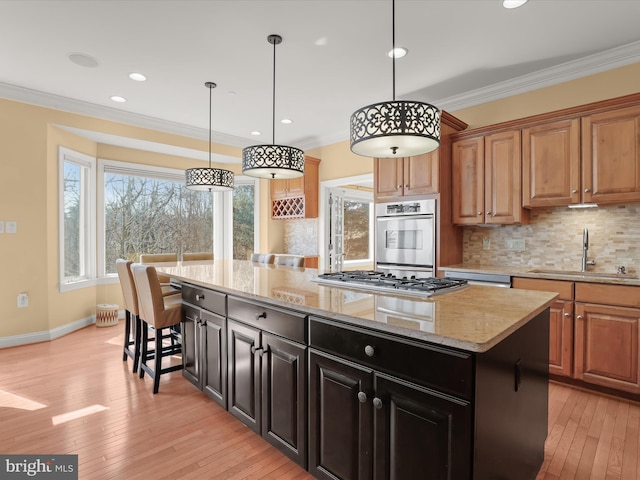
309,317,473,399
227,296,307,344
182,283,226,315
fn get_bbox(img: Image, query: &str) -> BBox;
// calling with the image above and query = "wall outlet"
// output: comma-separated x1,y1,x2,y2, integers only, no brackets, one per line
17,293,28,308
506,238,525,251
482,237,490,250
6,221,16,234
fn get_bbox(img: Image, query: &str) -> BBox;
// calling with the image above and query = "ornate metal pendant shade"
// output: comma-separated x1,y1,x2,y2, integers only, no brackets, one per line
186,82,234,191
242,34,304,179
350,0,440,158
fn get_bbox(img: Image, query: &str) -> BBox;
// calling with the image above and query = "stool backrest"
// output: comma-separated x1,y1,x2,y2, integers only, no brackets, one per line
131,264,178,329
140,253,178,263
250,253,275,264
182,252,213,261
275,255,305,268
116,259,139,317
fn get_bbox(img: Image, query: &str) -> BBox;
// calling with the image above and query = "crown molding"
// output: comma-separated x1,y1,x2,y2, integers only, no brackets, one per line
0,82,251,149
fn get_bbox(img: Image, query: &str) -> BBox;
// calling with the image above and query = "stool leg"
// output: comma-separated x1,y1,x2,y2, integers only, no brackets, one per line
122,310,131,361
153,327,163,394
132,315,141,374
139,320,148,379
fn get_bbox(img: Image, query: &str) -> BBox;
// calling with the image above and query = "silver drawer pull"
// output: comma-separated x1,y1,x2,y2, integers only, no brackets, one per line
364,345,375,357
256,312,267,320
195,294,204,301
357,391,367,403
373,397,383,409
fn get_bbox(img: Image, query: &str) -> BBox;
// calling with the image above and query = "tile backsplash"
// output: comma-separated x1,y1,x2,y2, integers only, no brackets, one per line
283,218,319,255
463,203,640,274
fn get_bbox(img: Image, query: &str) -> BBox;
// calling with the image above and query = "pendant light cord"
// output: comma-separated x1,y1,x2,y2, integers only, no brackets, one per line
272,37,276,146
208,83,212,168
392,0,396,102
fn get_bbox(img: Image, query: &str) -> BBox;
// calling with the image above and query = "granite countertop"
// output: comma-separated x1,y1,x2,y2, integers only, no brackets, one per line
440,264,640,286
156,260,557,353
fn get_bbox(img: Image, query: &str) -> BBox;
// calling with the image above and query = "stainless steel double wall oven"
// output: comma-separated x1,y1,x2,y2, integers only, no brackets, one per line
375,199,436,278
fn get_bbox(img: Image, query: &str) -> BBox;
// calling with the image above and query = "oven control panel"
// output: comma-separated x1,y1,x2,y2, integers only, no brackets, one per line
376,198,436,217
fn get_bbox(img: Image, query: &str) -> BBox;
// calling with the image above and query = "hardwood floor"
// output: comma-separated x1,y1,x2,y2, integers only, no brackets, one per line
1,322,639,479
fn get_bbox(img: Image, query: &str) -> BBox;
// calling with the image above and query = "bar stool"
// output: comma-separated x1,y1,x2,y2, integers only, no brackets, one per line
182,252,213,261
116,259,142,373
275,255,305,267
131,263,183,394
250,253,275,264
139,253,179,292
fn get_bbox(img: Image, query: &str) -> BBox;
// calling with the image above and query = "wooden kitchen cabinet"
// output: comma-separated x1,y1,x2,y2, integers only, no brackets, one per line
452,131,527,225
522,118,581,207
271,155,320,218
374,152,439,200
512,277,574,377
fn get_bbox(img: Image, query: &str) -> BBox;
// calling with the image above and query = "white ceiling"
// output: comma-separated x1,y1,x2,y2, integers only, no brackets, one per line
2,0,640,164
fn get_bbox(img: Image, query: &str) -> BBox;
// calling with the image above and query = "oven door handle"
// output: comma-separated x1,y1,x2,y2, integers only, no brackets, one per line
376,214,434,221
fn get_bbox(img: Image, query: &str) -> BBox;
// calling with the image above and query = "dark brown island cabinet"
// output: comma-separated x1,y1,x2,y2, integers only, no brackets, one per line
180,281,550,480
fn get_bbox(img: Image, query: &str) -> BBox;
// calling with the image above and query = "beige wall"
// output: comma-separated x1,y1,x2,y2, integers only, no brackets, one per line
1,62,639,341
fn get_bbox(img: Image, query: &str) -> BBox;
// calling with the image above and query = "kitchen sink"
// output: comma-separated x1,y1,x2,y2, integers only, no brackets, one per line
528,269,638,279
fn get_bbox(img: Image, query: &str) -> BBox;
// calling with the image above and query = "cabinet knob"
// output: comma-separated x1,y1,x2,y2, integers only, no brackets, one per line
195,294,204,301
486,211,492,215
372,397,383,409
259,346,268,357
256,312,267,320
357,391,367,403
577,315,584,320
477,212,482,216
584,188,590,193
397,185,402,189
564,312,570,317
571,189,578,194
364,345,375,357
250,345,258,354
404,184,409,188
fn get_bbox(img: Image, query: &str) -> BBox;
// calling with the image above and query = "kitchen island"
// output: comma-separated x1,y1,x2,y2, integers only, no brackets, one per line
157,260,557,480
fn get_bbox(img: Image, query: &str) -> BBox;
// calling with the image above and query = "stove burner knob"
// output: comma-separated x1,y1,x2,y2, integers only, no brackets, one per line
364,345,375,357
410,275,416,279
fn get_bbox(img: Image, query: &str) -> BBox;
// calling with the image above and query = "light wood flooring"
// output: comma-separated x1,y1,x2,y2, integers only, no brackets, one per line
1,322,639,479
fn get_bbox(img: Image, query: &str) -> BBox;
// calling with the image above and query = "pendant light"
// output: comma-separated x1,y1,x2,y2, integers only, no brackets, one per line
185,82,234,191
350,0,440,158
242,34,304,179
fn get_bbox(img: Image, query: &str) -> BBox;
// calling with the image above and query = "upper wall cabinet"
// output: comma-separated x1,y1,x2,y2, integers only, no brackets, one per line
271,156,320,218
374,151,439,200
521,100,640,207
452,131,528,226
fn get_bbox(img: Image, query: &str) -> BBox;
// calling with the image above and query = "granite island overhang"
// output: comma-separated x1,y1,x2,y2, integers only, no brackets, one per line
156,259,558,353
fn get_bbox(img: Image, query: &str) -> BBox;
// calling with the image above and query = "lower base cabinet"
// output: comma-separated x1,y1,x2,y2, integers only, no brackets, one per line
227,318,308,467
308,350,471,480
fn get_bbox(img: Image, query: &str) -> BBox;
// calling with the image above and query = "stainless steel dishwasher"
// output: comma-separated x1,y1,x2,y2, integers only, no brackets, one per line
443,270,512,287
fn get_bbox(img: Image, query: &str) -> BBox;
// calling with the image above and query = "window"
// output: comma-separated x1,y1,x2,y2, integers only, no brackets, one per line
232,181,257,260
58,147,96,290
99,160,214,275
343,198,372,262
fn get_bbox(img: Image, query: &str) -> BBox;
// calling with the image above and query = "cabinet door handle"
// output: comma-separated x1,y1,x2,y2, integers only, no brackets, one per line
571,189,578,194
364,345,375,357
251,345,260,354
256,312,267,320
195,294,204,301
584,188,590,193
404,184,409,188
357,391,367,403
259,346,269,357
564,312,571,317
397,184,402,189
477,212,482,215
372,397,383,409
577,315,584,320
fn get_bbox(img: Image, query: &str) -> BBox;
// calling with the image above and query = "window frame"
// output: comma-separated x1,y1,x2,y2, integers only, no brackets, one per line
58,147,97,292
341,189,374,268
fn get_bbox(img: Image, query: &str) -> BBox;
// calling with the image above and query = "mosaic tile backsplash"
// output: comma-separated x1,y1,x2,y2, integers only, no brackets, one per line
283,218,319,256
462,203,640,275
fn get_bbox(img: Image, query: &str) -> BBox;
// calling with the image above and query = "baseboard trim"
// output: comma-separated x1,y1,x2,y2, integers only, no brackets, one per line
0,313,120,349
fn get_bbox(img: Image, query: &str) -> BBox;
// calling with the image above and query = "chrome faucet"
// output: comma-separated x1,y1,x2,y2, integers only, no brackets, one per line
581,228,596,272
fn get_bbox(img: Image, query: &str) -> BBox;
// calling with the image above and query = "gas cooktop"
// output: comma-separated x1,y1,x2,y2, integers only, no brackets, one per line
313,270,468,298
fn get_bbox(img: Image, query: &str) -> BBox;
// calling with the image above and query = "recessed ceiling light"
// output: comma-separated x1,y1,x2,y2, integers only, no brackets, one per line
387,47,408,59
129,72,146,82
110,96,126,103
280,119,292,125
315,37,328,46
68,53,99,68
251,131,262,136
227,91,237,96
503,0,528,8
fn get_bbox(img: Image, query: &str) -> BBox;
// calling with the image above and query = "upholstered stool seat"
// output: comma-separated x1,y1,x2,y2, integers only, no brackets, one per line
131,263,183,394
274,255,305,267
116,259,143,373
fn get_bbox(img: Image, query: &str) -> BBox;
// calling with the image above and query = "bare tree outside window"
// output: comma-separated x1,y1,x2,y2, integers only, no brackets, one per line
63,162,82,278
343,199,370,261
233,184,255,260
104,173,213,273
